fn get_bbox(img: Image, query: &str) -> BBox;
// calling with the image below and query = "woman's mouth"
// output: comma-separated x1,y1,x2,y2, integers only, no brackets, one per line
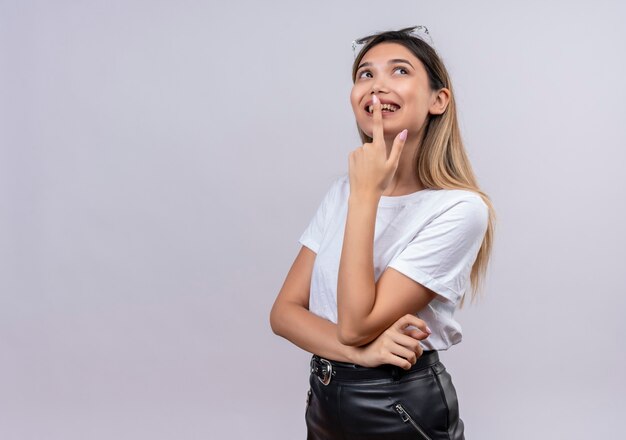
364,102,401,116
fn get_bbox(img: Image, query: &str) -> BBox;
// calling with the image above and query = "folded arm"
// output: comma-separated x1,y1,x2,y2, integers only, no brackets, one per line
270,245,430,368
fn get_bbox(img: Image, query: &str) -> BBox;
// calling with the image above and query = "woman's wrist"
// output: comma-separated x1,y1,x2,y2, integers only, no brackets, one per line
343,344,363,365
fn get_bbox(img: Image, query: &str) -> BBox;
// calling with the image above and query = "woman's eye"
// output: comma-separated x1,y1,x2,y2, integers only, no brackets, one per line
358,67,408,79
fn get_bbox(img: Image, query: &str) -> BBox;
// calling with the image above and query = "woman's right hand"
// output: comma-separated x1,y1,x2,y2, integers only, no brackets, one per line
352,314,432,370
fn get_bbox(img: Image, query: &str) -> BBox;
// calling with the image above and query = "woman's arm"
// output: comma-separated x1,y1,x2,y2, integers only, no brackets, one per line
270,245,430,367
271,303,360,363
270,245,362,363
336,99,438,347
336,194,436,346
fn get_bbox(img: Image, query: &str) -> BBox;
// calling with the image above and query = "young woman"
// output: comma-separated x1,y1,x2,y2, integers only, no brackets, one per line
270,26,495,440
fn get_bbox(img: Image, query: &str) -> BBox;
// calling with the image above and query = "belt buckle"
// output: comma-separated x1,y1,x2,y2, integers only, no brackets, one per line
312,357,333,386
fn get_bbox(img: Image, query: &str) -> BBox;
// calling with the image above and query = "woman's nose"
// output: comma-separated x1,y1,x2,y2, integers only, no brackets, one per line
370,80,387,94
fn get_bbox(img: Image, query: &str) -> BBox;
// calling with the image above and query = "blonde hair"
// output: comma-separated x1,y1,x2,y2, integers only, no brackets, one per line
352,30,496,307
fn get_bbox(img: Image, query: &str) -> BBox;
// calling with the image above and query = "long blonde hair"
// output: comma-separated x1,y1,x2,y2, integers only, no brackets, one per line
352,29,496,307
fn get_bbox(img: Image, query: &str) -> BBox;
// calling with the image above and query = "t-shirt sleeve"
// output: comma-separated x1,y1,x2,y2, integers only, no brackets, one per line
297,176,342,253
386,196,489,305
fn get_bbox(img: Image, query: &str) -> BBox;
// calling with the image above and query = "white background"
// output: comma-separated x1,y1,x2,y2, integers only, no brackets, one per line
1,0,625,438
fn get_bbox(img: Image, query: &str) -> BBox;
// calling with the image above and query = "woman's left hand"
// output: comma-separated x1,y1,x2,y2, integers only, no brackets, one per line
351,314,431,370
348,94,408,199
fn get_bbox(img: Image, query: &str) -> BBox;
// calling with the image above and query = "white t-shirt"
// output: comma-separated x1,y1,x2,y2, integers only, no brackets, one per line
298,173,489,351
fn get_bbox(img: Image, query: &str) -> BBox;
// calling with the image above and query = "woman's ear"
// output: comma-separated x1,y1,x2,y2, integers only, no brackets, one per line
429,87,451,115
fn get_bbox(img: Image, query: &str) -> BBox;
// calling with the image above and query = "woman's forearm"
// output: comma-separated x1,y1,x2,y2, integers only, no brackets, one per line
336,194,380,342
271,302,362,364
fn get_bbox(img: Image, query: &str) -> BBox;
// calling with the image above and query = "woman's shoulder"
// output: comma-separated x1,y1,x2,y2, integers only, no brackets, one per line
422,188,488,226
429,187,486,207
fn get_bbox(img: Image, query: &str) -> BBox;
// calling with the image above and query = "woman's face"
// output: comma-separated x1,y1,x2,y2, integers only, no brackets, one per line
350,42,435,140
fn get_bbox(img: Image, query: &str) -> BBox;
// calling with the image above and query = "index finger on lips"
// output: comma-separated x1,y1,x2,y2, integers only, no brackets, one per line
371,94,384,144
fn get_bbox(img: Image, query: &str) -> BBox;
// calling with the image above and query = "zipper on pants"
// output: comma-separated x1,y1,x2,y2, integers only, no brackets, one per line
393,403,433,440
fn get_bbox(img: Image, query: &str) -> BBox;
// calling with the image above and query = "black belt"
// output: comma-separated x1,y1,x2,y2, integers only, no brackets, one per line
310,350,439,386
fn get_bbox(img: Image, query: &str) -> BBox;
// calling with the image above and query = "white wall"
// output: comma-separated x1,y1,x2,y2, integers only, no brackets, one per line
1,0,624,438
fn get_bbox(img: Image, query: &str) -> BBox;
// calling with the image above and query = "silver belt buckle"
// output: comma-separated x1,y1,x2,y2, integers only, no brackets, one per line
317,358,333,386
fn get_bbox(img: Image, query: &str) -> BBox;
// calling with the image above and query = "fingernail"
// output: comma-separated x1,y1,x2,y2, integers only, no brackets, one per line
426,326,432,334
372,95,378,104
399,129,407,140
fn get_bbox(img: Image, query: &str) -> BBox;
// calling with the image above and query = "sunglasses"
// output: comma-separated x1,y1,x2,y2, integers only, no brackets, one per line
351,25,435,59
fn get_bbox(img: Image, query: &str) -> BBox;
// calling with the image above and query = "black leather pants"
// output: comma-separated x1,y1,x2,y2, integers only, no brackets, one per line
305,351,465,439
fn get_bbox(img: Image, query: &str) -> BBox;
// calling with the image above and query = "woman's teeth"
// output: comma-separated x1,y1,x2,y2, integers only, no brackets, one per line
368,103,399,113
